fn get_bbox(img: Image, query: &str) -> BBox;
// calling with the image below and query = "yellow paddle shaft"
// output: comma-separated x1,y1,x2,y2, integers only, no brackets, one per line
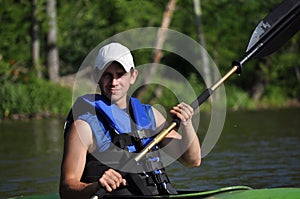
134,122,177,162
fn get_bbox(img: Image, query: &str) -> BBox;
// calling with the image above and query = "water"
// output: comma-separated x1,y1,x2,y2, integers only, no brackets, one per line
168,108,300,190
0,109,299,198
0,119,64,198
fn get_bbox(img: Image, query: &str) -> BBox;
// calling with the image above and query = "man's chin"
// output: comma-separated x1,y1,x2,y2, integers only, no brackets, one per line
105,94,118,103
100,93,112,101
102,91,124,102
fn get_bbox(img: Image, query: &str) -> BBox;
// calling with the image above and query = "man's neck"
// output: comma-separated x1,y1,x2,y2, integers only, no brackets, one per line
111,96,129,110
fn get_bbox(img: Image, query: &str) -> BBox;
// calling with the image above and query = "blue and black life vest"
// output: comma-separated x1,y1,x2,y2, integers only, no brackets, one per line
64,94,177,195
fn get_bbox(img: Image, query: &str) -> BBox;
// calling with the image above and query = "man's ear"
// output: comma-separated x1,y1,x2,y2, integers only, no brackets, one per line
130,69,138,84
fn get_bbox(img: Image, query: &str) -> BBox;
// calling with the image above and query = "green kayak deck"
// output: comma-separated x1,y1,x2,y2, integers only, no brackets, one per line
8,186,300,199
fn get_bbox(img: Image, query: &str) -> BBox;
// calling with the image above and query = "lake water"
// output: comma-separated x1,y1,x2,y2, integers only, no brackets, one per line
1,108,299,198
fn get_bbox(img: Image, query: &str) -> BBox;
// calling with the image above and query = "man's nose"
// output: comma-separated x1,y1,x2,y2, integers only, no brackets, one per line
111,76,119,85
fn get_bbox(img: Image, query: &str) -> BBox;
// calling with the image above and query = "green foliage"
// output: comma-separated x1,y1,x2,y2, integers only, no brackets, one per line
225,85,256,110
0,0,31,62
57,0,165,74
0,78,72,119
261,86,287,108
0,56,29,84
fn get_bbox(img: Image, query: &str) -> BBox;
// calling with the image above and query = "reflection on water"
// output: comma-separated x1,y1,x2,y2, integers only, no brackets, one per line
0,109,299,198
0,119,64,198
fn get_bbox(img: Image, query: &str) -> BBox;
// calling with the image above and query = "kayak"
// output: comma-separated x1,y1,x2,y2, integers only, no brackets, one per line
8,186,300,199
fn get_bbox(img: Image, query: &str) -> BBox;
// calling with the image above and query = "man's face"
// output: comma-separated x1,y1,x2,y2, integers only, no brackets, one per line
99,62,137,107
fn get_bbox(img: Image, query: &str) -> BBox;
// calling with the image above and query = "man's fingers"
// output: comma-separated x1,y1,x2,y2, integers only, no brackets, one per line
99,169,126,192
171,103,193,121
99,178,112,192
122,179,127,186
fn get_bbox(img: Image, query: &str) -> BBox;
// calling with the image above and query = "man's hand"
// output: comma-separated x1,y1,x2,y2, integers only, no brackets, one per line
99,169,126,192
170,102,194,126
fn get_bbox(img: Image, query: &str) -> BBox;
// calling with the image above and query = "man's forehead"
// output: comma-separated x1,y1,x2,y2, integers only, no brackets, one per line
103,61,126,73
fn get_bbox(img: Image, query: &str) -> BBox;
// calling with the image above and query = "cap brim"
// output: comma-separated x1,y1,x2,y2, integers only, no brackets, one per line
96,59,131,73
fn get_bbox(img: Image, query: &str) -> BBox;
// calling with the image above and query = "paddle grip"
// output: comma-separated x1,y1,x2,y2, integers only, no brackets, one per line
190,88,212,110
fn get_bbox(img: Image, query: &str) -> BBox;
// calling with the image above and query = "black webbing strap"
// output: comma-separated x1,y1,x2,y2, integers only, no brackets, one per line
126,173,153,195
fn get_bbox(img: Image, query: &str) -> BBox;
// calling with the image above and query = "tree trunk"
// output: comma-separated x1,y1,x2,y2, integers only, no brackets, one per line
193,0,212,86
136,0,176,100
46,0,59,83
31,0,42,78
250,63,266,102
152,0,176,66
193,0,218,103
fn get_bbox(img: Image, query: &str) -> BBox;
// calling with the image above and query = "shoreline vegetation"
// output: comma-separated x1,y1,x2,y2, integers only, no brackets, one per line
4,99,300,121
1,76,299,121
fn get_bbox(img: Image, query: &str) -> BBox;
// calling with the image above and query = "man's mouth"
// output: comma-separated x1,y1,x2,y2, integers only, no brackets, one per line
108,87,119,93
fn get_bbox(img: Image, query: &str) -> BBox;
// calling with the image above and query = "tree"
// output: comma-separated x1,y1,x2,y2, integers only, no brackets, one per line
31,0,42,78
46,0,59,83
136,0,177,101
193,0,212,86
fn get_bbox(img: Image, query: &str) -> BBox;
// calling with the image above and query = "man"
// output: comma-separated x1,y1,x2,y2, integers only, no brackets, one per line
59,42,201,199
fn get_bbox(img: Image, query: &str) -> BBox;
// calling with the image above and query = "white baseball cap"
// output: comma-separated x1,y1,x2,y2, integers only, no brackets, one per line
95,42,135,72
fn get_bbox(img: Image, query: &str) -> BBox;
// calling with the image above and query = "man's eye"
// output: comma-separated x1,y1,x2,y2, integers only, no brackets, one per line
117,72,126,78
102,73,113,79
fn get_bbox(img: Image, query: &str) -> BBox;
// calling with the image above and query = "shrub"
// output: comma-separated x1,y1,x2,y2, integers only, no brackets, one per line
0,79,72,119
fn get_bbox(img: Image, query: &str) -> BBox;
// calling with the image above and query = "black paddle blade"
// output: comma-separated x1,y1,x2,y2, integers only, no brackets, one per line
244,0,300,62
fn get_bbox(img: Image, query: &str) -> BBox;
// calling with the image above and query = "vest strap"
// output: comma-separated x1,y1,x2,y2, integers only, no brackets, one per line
126,173,154,195
113,134,133,149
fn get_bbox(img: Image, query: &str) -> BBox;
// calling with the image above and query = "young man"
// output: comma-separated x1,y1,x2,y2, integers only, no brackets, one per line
59,43,201,199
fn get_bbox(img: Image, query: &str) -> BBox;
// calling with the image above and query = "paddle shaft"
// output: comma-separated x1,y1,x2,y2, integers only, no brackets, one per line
136,62,241,162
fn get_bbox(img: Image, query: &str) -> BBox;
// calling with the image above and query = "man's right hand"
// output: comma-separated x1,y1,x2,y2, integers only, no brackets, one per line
99,169,127,192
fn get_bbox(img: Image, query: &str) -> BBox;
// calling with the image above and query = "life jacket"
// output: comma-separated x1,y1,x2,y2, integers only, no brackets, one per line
64,94,177,195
